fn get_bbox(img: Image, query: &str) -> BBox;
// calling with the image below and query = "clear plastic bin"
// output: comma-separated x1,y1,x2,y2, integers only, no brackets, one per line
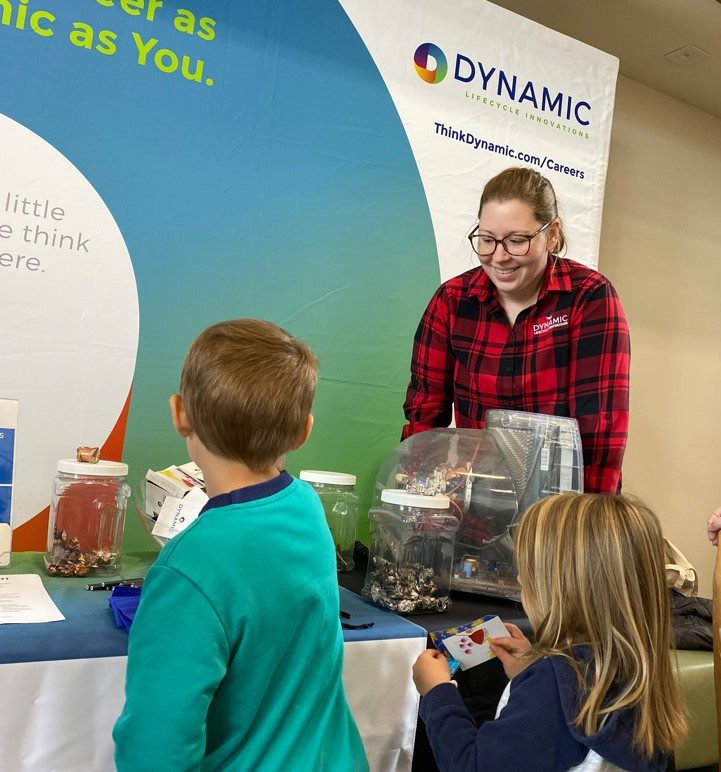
372,412,583,599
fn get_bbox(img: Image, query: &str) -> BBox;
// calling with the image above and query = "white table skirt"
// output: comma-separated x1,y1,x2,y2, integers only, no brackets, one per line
343,637,426,771
0,636,426,772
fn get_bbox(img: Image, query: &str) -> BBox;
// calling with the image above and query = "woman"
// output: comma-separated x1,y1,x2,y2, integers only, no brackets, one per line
403,167,630,493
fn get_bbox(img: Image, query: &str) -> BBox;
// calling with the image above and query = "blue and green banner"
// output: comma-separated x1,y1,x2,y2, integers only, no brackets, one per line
0,0,616,551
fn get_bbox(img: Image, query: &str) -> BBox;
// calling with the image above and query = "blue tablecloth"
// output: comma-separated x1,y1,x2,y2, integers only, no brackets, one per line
0,552,149,663
339,586,426,642
0,553,426,664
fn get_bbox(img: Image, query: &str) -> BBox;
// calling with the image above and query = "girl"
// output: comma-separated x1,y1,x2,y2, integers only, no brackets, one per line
413,493,688,771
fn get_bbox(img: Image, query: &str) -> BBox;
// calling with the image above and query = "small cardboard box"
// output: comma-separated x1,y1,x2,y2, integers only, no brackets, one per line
144,463,207,542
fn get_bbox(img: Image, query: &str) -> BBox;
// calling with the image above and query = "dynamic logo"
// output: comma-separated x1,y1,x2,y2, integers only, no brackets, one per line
412,42,594,128
533,314,569,335
414,43,447,84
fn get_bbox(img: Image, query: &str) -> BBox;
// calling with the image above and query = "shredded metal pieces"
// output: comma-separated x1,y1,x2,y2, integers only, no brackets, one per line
45,526,115,577
364,556,450,614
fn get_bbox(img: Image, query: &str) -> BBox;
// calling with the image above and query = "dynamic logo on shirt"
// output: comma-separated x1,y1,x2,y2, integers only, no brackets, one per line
414,43,448,84
533,314,569,335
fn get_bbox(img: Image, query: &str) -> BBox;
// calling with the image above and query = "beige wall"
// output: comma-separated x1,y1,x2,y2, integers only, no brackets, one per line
597,75,721,597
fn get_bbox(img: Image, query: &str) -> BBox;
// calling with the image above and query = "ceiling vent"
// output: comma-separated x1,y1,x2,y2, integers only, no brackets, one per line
664,44,710,65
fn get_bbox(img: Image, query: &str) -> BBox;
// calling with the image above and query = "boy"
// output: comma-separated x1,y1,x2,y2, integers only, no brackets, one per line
114,319,368,771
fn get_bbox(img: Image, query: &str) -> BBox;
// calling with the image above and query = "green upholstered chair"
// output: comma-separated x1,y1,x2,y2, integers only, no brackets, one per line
672,649,718,770
673,545,721,771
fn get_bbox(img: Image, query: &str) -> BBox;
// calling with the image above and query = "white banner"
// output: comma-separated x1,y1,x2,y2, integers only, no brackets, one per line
339,0,618,278
0,114,139,529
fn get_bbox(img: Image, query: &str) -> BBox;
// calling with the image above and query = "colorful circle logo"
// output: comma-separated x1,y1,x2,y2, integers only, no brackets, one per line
414,43,448,84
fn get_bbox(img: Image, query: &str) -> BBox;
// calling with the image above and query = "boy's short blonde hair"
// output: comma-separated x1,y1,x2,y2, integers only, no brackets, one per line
179,319,318,472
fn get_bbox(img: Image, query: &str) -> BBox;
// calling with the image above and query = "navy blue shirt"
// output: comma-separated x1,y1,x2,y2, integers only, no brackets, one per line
200,470,294,513
420,653,668,772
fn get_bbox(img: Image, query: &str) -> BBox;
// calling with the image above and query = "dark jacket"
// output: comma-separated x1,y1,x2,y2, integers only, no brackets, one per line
670,590,713,650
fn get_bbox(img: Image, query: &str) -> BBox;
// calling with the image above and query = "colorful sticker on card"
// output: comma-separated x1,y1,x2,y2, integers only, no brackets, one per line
430,614,510,671
0,399,18,567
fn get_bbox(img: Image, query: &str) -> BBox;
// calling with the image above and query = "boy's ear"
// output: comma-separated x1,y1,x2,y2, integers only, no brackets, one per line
169,394,192,438
290,413,314,450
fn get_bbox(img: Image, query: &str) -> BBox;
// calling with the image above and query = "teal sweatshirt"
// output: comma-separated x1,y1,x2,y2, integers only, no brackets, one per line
114,471,368,772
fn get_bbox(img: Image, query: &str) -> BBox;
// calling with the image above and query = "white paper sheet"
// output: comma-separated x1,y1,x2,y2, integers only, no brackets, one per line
0,574,65,623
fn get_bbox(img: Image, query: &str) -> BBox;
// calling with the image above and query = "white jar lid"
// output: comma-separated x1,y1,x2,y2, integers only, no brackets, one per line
299,470,356,486
380,489,450,509
57,459,129,477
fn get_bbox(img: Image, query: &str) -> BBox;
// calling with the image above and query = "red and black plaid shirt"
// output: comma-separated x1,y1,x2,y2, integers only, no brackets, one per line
402,256,630,494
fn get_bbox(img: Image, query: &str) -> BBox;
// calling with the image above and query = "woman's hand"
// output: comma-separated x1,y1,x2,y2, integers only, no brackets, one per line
413,649,452,697
488,622,533,679
707,507,721,546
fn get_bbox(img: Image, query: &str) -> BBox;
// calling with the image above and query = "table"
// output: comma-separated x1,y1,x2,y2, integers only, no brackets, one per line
0,553,427,772
337,587,428,770
341,555,531,772
338,556,530,634
0,552,144,772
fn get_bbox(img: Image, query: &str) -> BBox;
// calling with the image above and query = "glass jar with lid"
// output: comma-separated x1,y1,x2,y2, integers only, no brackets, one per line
44,459,131,577
299,470,359,572
363,489,459,614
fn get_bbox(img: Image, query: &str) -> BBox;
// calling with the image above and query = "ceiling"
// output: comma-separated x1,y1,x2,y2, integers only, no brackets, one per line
489,0,721,119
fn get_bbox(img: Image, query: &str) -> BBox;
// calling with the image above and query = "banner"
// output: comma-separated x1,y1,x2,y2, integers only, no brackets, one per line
339,0,619,278
0,1,617,550
0,0,443,548
0,113,138,539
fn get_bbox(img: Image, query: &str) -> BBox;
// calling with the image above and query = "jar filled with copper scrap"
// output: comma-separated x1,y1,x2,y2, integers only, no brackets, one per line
44,459,131,577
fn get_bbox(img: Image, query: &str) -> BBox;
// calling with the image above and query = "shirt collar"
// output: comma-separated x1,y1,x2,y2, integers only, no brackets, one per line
199,469,294,515
539,254,573,298
470,254,572,303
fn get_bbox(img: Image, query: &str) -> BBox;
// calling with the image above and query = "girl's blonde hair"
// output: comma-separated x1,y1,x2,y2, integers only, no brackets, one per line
515,493,687,757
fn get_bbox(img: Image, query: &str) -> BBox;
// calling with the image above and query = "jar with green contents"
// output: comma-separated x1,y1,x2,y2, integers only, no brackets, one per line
299,470,359,572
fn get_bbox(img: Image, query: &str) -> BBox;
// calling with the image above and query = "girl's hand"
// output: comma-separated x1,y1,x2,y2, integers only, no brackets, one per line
413,649,452,696
488,622,533,679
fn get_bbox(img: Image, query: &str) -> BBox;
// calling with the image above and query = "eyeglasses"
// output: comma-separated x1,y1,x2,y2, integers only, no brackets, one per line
468,221,551,257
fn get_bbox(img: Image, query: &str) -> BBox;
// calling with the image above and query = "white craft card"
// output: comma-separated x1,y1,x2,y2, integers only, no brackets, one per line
442,616,510,670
